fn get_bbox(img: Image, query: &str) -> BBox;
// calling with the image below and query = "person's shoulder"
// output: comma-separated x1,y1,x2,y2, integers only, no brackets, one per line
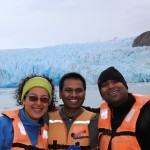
82,106,100,113
90,113,99,121
138,101,150,118
0,115,13,128
83,109,99,121
0,115,13,149
142,100,150,110
0,115,12,122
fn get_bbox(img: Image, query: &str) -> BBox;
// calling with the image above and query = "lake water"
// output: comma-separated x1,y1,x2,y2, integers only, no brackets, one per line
0,83,150,115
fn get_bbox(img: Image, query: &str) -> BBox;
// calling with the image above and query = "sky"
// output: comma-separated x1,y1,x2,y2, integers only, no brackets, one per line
0,0,150,50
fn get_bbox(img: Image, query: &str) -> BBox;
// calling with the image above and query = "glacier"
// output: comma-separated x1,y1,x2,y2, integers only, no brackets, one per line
0,37,150,88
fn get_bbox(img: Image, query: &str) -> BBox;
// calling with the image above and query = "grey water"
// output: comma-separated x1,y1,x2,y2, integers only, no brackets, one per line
0,83,150,115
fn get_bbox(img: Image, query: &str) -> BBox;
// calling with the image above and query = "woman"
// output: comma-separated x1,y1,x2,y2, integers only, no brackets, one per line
0,75,56,150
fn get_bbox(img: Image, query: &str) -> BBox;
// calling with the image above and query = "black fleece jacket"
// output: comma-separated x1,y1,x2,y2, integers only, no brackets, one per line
84,93,150,150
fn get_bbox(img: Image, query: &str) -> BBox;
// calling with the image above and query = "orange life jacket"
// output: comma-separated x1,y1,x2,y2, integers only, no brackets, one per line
48,109,96,149
2,109,48,150
98,94,150,150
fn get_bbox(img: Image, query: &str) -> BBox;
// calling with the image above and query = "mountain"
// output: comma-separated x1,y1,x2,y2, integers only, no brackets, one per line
132,31,150,47
0,37,150,88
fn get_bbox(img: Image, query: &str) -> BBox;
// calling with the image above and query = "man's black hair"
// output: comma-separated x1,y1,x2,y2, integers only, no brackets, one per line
59,72,86,92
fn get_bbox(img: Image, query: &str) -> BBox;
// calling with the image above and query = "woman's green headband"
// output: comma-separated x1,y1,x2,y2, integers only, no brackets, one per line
21,77,52,104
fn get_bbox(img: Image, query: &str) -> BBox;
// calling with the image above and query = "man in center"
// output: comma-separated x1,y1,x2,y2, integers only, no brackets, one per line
48,72,98,149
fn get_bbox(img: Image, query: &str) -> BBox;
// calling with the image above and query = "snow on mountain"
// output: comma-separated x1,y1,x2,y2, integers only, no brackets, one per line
0,37,150,88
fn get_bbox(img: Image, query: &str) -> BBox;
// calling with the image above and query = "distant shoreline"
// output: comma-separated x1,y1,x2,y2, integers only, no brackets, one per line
0,83,150,113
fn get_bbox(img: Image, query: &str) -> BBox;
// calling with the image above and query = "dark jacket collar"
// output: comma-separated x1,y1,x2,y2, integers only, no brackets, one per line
109,93,135,117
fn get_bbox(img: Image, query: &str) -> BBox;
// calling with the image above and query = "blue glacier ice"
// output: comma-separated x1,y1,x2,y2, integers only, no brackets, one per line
0,37,150,88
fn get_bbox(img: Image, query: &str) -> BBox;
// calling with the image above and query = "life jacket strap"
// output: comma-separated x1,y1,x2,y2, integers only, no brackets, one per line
12,142,45,150
48,144,90,150
98,128,136,137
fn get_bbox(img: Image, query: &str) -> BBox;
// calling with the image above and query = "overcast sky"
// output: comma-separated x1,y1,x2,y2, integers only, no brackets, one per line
0,0,150,49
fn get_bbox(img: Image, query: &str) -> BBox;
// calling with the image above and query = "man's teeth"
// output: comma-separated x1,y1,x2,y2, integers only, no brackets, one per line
34,108,42,110
109,91,118,96
70,100,78,102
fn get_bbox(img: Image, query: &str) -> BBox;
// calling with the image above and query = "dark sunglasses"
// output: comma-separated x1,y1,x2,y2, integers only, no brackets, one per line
26,94,50,103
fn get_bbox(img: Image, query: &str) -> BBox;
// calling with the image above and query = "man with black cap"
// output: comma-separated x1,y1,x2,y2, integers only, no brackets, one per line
85,66,150,150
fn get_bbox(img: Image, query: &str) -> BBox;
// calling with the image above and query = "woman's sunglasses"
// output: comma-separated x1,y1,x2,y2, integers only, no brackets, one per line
26,94,50,103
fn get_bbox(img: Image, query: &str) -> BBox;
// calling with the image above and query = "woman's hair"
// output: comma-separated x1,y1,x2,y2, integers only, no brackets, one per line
14,74,56,111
